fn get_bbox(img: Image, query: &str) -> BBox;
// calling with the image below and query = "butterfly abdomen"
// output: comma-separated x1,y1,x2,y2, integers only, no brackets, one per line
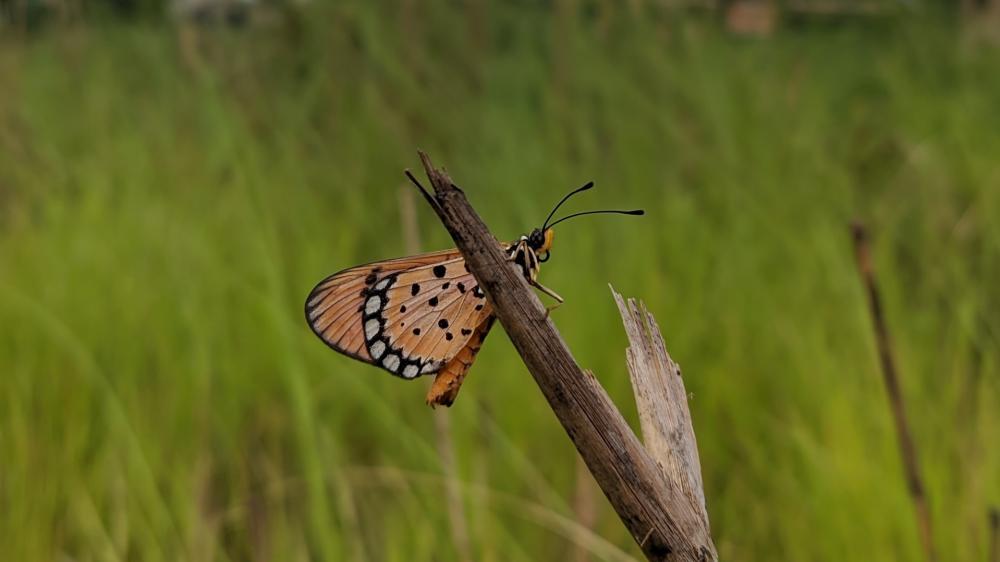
426,315,496,407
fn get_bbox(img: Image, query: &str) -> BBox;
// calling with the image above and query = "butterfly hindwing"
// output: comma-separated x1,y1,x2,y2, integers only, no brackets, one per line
305,249,495,380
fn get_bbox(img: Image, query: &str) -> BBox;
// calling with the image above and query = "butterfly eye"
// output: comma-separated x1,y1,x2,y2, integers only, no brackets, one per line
538,251,550,263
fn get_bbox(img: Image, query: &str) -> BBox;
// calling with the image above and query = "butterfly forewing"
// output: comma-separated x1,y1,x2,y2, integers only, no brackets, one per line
305,248,496,380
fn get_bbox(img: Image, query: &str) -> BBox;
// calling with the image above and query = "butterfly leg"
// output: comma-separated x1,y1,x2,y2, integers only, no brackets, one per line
529,279,564,317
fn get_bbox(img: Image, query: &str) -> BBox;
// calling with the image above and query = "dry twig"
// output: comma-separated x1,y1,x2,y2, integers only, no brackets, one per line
611,288,711,533
989,507,999,562
410,151,716,561
852,222,936,562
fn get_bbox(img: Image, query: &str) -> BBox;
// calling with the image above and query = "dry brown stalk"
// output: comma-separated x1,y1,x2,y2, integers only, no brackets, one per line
989,507,999,562
851,222,937,562
409,151,717,561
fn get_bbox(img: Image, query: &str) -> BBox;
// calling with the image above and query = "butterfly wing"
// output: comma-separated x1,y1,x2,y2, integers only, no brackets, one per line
305,249,495,380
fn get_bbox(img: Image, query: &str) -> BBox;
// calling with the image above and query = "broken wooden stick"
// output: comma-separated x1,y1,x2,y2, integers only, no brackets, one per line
411,151,717,561
611,287,712,534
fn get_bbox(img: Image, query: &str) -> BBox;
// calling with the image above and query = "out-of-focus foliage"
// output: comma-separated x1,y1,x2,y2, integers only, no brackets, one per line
1,3,998,561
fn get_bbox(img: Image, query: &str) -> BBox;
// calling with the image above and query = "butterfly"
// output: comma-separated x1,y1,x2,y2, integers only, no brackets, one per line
304,178,643,406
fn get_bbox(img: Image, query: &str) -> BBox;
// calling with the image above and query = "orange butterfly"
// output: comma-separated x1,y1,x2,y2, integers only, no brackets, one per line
304,180,643,405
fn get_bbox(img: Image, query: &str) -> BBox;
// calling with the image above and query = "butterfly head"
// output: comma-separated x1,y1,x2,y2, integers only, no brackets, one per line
526,227,554,254
528,181,644,263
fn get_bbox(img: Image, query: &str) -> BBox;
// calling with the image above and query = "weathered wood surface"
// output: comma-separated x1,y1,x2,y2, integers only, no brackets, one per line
611,287,711,536
412,151,717,561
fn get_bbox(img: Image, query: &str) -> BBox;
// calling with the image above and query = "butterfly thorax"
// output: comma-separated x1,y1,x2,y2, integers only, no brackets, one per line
509,228,553,282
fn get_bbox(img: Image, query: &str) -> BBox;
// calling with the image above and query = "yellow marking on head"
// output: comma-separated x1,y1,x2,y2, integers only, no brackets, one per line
541,229,555,253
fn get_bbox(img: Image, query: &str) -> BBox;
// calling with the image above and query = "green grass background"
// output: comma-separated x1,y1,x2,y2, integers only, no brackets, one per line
1,4,998,560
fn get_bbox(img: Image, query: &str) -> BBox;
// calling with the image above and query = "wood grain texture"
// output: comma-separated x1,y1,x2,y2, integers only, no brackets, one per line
611,287,712,540
412,151,717,562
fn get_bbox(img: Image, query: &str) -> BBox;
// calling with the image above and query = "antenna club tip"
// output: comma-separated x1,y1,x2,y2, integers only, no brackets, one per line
583,181,595,190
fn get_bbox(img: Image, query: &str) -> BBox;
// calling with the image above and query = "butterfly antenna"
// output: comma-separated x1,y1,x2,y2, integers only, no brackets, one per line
545,208,645,229
542,181,595,230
